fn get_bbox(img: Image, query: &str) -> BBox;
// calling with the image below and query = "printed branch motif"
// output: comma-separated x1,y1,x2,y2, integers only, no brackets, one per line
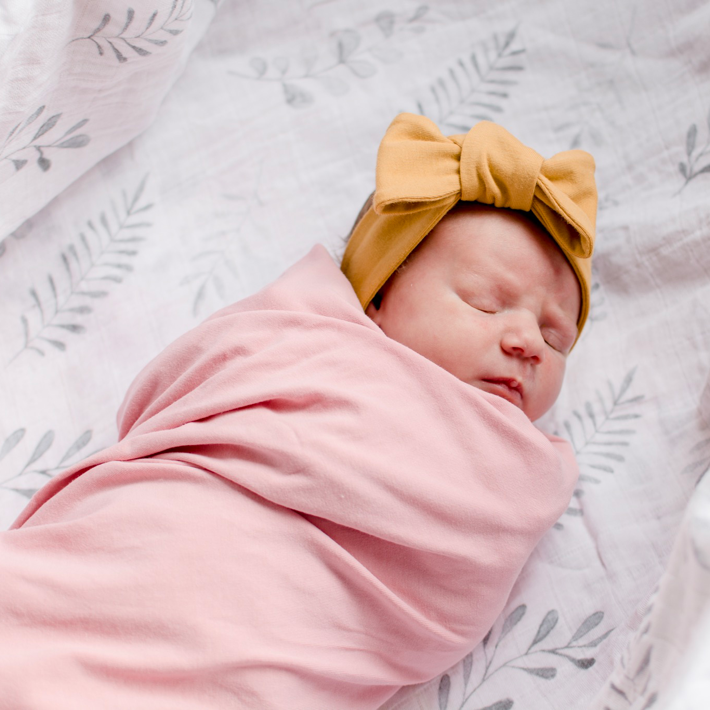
70,0,192,63
600,596,658,710
676,109,710,194
229,5,430,108
415,26,525,132
9,175,152,363
0,106,90,175
437,605,614,710
0,427,93,500
586,280,608,326
181,171,263,317
681,434,710,486
551,367,643,528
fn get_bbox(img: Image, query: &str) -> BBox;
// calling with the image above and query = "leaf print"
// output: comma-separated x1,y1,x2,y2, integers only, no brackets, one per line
250,57,267,77
1,425,96,495
480,702,513,710
9,174,151,363
57,118,90,141
0,429,25,461
438,673,450,710
375,10,396,37
32,114,62,142
641,692,658,709
453,605,613,709
687,124,697,156
183,174,263,317
121,7,135,34
89,13,111,38
71,1,193,63
58,430,92,466
23,431,55,471
462,651,473,686
499,604,526,642
558,368,643,491
336,29,360,61
676,108,710,193
415,26,525,131
528,610,558,650
229,6,423,107
57,135,91,149
283,83,314,108
634,647,652,678
409,5,429,22
510,666,556,678
577,628,614,648
144,11,158,33
21,105,45,131
0,107,91,176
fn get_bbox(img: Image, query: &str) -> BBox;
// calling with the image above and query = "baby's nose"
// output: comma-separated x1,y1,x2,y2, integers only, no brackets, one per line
500,311,544,360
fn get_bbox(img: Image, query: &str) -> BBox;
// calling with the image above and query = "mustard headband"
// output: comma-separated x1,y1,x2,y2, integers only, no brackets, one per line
341,113,598,336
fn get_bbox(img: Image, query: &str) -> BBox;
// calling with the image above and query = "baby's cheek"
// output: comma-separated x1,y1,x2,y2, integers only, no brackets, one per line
537,359,567,414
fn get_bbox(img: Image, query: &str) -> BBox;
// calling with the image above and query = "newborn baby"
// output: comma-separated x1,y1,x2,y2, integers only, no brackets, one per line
0,114,596,710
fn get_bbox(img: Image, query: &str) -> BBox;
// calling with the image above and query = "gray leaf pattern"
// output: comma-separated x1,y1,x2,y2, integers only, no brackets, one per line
415,26,525,132
69,1,193,63
676,107,710,193
181,174,263,317
8,174,152,363
435,607,613,709
0,427,93,498
552,367,643,528
1,106,91,176
229,6,430,107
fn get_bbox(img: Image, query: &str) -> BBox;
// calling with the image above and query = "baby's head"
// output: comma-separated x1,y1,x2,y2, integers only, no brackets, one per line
341,114,597,421
364,202,580,421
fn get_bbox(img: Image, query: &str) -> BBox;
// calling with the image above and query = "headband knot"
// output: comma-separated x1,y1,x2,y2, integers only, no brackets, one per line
457,123,543,210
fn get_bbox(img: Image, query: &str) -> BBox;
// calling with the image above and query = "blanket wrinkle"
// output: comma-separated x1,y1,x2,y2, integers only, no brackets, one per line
0,244,578,710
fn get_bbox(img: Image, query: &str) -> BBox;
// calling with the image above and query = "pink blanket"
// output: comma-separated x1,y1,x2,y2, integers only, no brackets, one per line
0,245,578,709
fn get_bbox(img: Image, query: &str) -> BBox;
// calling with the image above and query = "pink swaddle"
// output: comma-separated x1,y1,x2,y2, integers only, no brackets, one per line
0,245,578,709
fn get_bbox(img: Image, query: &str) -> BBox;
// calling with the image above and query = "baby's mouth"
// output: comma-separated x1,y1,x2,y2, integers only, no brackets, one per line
480,378,524,407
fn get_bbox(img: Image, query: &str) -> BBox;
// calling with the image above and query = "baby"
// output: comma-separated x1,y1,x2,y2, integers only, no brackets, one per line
0,114,596,710
342,112,596,424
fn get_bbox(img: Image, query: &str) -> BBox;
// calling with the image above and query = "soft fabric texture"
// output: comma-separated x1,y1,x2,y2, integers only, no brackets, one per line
0,0,216,238
0,245,578,709
340,113,597,335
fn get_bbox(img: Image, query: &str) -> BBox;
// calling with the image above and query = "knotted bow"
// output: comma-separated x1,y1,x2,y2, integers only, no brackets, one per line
341,113,597,338
374,113,596,260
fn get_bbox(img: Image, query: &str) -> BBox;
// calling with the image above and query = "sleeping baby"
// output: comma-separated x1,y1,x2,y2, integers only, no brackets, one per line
0,113,596,709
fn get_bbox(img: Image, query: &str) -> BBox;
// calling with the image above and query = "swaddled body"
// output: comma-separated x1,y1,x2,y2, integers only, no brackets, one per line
0,114,596,709
0,245,578,709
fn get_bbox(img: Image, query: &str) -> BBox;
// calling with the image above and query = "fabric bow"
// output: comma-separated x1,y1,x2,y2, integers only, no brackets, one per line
374,113,596,260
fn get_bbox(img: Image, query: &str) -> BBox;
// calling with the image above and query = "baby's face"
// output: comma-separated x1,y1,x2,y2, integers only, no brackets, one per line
365,204,581,421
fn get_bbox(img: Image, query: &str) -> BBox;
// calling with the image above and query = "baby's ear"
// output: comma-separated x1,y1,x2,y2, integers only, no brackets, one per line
365,292,383,321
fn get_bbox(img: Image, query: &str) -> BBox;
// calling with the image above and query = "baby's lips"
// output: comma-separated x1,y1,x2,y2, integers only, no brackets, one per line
480,378,524,407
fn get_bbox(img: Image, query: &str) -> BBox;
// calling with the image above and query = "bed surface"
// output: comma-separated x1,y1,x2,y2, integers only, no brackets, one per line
1,1,710,708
